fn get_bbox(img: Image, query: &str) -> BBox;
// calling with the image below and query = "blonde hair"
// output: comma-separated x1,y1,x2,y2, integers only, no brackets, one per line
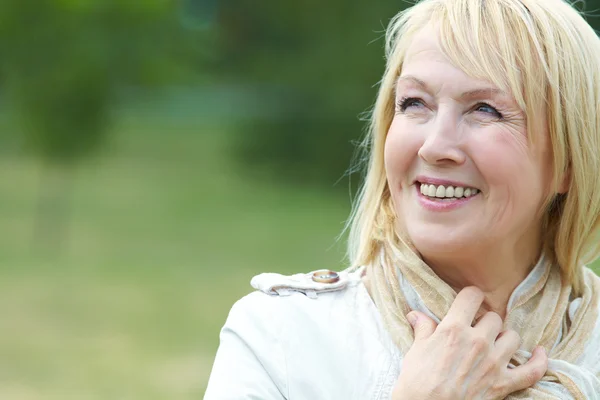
347,0,600,295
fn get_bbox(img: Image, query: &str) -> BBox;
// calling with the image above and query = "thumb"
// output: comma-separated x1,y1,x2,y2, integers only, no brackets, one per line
407,311,437,340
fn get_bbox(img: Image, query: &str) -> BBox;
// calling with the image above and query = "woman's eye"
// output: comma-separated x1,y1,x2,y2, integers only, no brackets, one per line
397,97,424,112
475,103,503,118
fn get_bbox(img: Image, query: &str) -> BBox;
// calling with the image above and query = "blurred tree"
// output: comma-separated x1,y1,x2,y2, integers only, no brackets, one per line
216,0,405,188
583,0,600,31
0,0,204,254
181,0,219,29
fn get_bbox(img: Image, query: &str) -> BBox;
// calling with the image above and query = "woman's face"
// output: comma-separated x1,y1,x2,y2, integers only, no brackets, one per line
385,26,555,259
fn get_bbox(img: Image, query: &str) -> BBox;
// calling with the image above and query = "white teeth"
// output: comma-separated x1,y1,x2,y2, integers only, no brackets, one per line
435,185,445,198
427,185,436,197
419,183,478,199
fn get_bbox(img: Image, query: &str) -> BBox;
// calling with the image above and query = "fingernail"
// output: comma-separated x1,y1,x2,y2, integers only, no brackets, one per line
407,312,417,326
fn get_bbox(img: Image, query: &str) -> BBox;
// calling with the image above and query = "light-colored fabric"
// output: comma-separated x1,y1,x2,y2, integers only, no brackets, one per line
204,268,401,400
366,243,600,399
249,270,349,298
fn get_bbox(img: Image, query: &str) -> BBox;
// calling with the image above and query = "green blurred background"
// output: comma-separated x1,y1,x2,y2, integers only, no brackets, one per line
1,1,599,398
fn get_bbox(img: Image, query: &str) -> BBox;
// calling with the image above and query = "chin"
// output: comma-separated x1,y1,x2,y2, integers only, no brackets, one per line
405,223,475,258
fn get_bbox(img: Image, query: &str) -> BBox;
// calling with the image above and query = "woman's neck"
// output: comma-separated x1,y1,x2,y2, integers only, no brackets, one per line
421,247,540,320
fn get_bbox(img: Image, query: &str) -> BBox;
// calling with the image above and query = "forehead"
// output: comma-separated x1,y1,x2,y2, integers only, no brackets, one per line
402,25,446,65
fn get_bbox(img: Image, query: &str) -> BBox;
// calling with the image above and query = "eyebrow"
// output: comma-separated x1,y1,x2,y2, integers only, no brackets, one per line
396,75,508,99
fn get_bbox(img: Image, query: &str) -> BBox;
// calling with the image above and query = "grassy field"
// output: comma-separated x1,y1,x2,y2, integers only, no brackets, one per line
0,111,351,399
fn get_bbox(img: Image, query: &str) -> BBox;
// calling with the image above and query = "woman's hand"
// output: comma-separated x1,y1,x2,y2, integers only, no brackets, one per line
392,286,548,400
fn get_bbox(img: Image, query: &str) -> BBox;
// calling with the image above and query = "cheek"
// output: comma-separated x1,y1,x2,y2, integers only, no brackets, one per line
384,118,422,184
472,132,547,210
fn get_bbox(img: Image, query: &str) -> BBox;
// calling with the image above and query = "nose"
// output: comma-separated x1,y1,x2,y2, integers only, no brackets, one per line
418,112,466,166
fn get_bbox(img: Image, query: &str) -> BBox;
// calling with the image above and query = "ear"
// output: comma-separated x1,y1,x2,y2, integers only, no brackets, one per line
557,166,571,194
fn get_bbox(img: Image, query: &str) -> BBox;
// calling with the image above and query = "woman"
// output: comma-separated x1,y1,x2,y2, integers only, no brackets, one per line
205,0,600,398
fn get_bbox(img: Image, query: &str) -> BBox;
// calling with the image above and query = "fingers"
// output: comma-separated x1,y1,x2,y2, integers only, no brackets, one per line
493,329,521,363
407,311,437,341
504,346,548,392
444,286,485,327
473,311,503,342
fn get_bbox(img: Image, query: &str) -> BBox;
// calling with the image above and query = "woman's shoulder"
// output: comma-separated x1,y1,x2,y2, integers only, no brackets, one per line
227,266,392,345
209,268,401,399
224,267,399,397
233,267,370,325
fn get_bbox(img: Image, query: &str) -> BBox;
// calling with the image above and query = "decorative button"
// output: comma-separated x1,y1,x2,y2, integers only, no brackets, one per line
311,270,340,284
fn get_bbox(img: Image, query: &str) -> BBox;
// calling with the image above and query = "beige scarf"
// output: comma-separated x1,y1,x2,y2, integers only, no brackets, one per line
366,244,600,399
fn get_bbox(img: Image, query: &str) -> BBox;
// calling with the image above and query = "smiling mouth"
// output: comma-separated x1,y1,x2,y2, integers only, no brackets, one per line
418,182,480,200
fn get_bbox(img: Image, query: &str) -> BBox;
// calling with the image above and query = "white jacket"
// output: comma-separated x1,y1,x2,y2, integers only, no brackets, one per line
204,267,401,399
